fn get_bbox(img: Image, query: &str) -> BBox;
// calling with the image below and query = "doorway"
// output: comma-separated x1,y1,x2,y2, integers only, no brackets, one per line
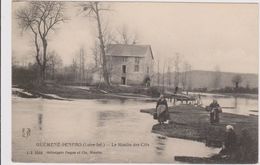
121,77,126,85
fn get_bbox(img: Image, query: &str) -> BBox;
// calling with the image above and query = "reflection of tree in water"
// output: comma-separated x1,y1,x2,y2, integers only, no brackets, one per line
38,113,43,130
234,97,238,109
97,99,110,104
97,111,125,127
119,99,127,104
96,99,127,105
36,102,44,131
154,135,167,156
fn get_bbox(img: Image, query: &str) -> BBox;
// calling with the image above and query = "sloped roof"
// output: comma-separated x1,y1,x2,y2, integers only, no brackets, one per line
106,44,154,59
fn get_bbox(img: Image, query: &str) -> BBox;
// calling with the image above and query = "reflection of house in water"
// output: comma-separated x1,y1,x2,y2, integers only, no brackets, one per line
104,44,154,85
97,111,126,127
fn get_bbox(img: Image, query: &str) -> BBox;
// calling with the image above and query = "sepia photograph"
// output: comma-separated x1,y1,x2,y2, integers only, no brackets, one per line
11,1,258,163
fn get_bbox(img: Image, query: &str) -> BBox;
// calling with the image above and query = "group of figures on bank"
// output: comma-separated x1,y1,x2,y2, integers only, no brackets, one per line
153,94,221,125
153,94,255,163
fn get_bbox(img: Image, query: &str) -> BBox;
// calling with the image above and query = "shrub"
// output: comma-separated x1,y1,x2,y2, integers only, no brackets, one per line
146,86,160,97
12,65,39,85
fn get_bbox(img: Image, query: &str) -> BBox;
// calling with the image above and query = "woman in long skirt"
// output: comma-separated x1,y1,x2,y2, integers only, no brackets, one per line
156,94,169,124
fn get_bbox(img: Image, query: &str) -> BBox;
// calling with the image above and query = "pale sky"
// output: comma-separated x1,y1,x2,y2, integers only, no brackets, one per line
12,2,258,73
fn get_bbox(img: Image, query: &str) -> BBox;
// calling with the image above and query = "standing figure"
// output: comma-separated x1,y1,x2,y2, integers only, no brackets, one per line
209,99,222,124
156,94,169,124
196,94,202,106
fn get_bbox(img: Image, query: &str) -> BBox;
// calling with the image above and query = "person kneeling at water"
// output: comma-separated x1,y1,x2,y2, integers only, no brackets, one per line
156,94,169,124
219,125,237,158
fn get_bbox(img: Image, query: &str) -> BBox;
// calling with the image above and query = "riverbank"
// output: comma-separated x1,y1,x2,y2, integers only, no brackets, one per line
190,91,258,99
13,83,258,101
140,104,258,163
12,84,156,101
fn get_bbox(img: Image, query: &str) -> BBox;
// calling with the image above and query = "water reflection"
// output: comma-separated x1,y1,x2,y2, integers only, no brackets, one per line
201,95,258,116
234,97,238,109
97,111,125,127
12,96,251,163
119,99,127,104
38,113,43,130
155,135,167,156
97,98,127,105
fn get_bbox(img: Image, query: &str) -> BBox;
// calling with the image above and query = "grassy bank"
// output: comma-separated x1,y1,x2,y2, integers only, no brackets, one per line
12,84,158,100
140,104,258,163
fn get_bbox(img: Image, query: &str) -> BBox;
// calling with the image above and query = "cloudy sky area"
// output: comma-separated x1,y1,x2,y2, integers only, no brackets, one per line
12,2,258,73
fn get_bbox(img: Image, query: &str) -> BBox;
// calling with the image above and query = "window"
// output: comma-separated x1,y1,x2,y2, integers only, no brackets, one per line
122,65,126,73
135,57,140,64
147,67,149,74
122,57,127,62
134,65,139,72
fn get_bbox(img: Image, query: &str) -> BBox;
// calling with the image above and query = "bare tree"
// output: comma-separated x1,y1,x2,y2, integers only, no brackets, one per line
187,64,192,90
80,2,110,86
91,24,115,83
181,61,190,91
92,41,101,68
212,65,222,89
103,26,117,82
92,28,111,68
90,31,115,86
157,59,160,86
71,58,78,81
102,24,117,46
79,47,86,83
114,25,138,44
16,1,65,82
173,53,181,88
166,59,173,88
46,51,62,80
232,75,243,89
162,60,166,92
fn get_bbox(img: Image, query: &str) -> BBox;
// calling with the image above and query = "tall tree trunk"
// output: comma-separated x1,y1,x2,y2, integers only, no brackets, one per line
95,3,110,86
42,38,47,81
31,28,43,83
157,60,160,86
40,66,44,83
162,62,165,93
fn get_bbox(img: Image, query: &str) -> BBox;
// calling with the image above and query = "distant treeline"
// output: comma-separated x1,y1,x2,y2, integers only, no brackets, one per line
12,64,94,87
193,87,258,94
13,63,258,95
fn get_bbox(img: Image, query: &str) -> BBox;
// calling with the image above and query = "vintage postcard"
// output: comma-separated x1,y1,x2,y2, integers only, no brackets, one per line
11,1,258,164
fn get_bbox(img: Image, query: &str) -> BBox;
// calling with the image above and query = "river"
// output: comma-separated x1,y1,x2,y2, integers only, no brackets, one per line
12,94,257,163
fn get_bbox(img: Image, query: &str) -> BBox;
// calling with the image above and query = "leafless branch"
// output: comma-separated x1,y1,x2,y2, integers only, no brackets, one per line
16,1,66,81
